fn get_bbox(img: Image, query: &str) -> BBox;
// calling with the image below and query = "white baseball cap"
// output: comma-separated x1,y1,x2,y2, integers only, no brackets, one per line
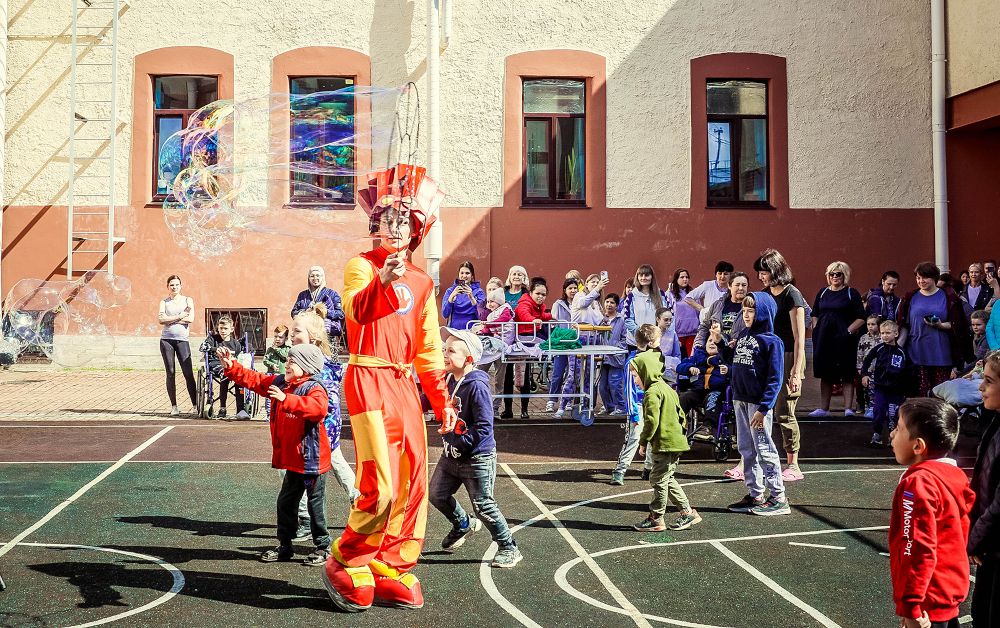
440,327,483,364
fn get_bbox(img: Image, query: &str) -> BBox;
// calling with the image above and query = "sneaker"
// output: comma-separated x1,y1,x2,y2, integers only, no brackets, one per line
261,545,294,562
634,516,666,531
441,517,481,551
692,425,713,442
217,408,227,419
844,409,856,417
304,548,331,566
782,465,804,481
609,408,625,416
492,544,523,568
864,408,874,419
323,549,375,613
728,494,765,513
724,466,745,480
552,410,564,419
870,432,883,447
609,471,625,486
641,468,651,481
294,521,312,541
669,509,702,530
751,496,792,516
235,410,251,421
808,408,830,418
370,559,423,609
500,410,514,420
170,405,180,416
520,410,530,420
545,401,554,412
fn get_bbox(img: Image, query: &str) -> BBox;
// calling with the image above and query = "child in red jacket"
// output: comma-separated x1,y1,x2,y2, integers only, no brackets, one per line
889,398,976,628
219,343,332,566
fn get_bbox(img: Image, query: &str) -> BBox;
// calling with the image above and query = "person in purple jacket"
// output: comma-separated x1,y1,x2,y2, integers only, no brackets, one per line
442,261,486,332
598,293,628,415
867,271,901,322
291,266,345,339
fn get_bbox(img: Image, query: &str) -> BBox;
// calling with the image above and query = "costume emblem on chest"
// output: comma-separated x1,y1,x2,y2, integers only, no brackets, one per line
394,283,414,315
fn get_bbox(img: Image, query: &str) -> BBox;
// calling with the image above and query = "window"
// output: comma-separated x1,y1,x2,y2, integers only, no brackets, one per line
706,80,768,205
288,76,355,206
522,79,586,205
152,76,219,199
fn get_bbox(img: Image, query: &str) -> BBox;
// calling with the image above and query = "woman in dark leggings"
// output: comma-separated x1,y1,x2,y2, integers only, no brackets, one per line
159,275,197,415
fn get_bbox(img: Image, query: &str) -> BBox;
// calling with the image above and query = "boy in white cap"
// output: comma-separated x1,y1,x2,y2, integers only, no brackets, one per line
218,343,333,565
428,328,523,568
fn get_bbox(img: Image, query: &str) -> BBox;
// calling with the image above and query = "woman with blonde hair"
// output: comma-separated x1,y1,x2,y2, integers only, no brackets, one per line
809,261,866,417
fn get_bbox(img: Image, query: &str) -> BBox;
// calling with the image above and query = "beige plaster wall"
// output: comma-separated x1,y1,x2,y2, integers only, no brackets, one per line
5,0,932,215
946,0,1000,97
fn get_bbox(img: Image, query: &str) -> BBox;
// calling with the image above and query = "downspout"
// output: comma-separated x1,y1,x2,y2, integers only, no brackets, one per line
931,0,949,271
1,0,7,295
425,0,442,292
441,0,452,50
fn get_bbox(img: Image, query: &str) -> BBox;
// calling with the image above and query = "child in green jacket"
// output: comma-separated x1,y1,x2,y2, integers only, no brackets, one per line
633,324,702,532
264,325,290,374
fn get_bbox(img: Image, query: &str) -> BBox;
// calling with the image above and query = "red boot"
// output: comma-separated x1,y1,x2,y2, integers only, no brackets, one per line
370,559,424,609
322,542,374,613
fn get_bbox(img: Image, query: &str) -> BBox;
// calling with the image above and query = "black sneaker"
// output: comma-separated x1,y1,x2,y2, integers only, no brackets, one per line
217,408,227,419
500,410,514,420
692,425,713,442
728,494,765,513
260,546,294,562
641,468,651,481
491,544,523,568
750,496,791,516
870,433,883,447
668,510,702,530
633,516,666,531
520,410,530,419
442,517,481,551
303,548,330,566
293,521,312,541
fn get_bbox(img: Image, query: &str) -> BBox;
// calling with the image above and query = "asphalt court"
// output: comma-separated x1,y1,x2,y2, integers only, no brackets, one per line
0,420,981,628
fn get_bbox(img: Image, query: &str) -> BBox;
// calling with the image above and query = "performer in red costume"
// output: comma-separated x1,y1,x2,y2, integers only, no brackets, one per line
323,164,458,613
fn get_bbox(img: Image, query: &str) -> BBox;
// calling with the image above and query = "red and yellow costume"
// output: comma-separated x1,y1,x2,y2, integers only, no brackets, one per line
323,164,450,613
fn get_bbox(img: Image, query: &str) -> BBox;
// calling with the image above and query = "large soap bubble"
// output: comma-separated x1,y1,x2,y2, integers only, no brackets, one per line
159,84,427,260
1,273,131,367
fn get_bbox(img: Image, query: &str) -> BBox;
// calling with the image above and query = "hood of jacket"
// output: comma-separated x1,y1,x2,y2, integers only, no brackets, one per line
747,290,777,335
870,286,895,300
631,349,665,389
904,458,977,513
452,367,491,390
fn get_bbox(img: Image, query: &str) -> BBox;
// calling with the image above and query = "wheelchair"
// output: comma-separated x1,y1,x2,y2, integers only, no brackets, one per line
685,385,737,462
195,332,261,419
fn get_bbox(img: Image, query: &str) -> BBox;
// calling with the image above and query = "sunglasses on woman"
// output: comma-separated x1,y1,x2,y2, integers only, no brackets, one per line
828,272,844,278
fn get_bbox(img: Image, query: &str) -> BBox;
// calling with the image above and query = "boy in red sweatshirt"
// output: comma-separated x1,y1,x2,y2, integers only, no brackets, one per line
889,398,976,628
218,343,332,566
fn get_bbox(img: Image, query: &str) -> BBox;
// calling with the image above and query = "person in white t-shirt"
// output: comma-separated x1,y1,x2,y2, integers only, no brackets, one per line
684,261,734,324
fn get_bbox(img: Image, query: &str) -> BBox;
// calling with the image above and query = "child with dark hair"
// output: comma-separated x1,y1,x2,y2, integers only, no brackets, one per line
200,315,249,420
862,320,912,447
889,397,974,628
599,293,627,415
678,337,730,442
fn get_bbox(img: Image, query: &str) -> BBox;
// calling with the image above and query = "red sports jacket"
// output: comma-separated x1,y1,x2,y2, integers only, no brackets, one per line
515,292,552,336
890,459,976,622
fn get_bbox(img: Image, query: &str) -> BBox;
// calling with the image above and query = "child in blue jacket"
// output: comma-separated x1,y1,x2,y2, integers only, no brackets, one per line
713,291,789,516
609,326,659,485
678,337,730,442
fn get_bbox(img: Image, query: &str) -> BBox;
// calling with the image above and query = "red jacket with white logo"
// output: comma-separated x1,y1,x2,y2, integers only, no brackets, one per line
890,459,975,622
515,292,552,336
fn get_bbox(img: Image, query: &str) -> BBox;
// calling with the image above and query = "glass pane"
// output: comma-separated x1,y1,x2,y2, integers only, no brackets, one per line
289,76,355,204
525,119,549,198
523,79,585,114
555,117,585,200
156,116,183,195
707,122,732,198
707,80,766,115
154,76,218,110
739,118,768,202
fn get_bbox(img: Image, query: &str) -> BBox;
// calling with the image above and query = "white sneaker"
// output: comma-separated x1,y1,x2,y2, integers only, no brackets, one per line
170,406,180,416
844,409,855,417
553,410,564,419
808,408,831,418
545,401,554,413
235,410,252,421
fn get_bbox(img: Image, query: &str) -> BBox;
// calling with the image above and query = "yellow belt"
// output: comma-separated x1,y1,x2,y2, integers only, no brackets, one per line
348,354,413,377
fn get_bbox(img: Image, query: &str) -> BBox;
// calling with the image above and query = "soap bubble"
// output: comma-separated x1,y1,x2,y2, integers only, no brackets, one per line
159,83,435,261
1,273,131,367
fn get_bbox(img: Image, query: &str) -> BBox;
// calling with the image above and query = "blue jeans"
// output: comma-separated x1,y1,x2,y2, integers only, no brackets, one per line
599,364,625,412
276,470,330,549
429,449,514,548
734,400,785,500
615,421,653,473
549,355,569,405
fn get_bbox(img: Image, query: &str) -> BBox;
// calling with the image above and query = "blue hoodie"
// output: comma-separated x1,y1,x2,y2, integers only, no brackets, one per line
678,346,729,391
440,368,496,459
722,291,784,414
442,280,486,332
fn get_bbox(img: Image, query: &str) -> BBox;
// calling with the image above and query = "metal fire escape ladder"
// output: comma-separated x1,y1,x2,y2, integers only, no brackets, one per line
68,0,123,278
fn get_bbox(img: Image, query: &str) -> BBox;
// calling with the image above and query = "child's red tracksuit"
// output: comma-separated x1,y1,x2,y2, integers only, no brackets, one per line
890,459,976,623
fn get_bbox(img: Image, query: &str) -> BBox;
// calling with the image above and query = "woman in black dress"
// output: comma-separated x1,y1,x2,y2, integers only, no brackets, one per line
809,261,866,417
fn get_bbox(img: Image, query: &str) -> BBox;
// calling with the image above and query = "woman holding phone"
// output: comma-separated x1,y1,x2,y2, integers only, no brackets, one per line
442,261,486,330
159,275,198,415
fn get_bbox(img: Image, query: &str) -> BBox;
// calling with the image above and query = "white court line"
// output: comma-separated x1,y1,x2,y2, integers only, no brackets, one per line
0,426,175,560
788,542,845,550
960,615,973,624
501,463,654,628
710,541,843,628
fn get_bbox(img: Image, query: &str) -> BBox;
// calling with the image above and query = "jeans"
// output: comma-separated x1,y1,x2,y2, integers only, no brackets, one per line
649,451,689,517
276,470,330,549
734,400,785,500
159,339,197,407
599,365,625,412
615,421,653,474
429,449,513,548
549,355,569,405
280,448,360,525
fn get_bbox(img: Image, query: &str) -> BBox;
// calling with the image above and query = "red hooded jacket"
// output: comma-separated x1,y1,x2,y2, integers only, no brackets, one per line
223,361,331,474
515,292,552,336
890,459,976,622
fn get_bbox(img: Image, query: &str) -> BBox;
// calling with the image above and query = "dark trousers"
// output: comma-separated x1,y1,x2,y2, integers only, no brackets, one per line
159,339,197,407
429,450,514,548
211,364,245,413
679,388,723,430
930,619,960,628
972,555,999,628
872,390,904,432
502,363,515,414
276,470,330,549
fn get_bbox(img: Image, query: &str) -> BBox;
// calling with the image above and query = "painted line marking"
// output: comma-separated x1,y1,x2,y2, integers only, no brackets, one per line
879,552,891,556
501,462,654,628
0,426,175,560
711,541,843,628
788,542,845,550
959,616,972,625
6,542,184,628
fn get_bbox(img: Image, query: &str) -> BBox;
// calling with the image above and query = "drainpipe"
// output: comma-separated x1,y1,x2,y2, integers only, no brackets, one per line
441,0,452,50
931,0,949,271
0,0,7,296
425,0,442,292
